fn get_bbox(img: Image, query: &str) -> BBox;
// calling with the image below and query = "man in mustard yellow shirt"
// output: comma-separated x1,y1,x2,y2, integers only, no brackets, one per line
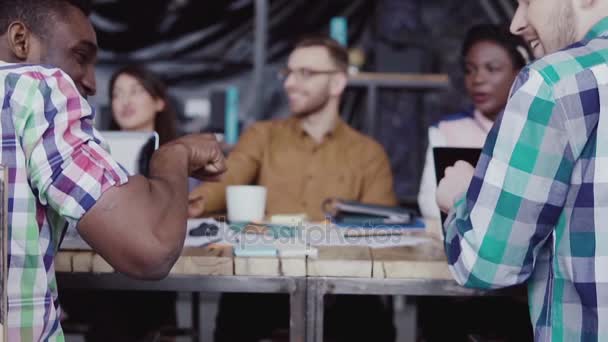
193,36,397,342
188,36,397,221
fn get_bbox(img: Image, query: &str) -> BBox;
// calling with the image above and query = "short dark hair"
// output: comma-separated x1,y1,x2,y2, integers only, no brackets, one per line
294,35,349,72
461,24,532,70
0,0,92,38
108,65,178,145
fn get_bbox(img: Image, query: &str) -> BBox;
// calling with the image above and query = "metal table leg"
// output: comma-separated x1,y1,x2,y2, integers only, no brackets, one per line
290,277,307,342
306,278,317,342
191,292,200,342
314,279,326,342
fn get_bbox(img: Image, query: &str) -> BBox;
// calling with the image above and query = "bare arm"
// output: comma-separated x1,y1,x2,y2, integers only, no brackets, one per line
78,135,226,279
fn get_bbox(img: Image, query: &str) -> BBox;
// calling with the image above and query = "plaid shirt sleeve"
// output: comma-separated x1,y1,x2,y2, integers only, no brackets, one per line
444,66,575,289
13,68,129,226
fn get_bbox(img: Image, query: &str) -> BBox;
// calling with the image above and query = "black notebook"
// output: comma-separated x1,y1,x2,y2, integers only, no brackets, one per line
322,199,415,225
432,147,482,223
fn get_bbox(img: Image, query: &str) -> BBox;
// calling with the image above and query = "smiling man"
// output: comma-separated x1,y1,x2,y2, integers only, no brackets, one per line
188,35,397,221
0,0,226,340
189,35,397,342
437,0,608,340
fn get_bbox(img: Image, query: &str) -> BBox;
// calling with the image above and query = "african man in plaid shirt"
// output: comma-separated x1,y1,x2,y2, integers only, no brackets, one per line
438,1,608,341
0,1,226,340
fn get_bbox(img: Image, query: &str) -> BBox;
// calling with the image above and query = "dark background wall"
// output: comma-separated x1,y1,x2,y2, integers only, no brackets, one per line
89,0,516,204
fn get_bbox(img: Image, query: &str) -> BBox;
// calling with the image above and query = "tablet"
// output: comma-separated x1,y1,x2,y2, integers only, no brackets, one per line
433,147,482,222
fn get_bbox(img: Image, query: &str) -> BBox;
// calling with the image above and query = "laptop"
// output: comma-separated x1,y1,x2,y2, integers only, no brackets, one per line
62,131,159,250
99,131,159,175
432,147,482,222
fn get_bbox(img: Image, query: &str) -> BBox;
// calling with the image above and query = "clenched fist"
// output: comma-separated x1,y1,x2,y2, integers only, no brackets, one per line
436,160,475,213
159,133,227,181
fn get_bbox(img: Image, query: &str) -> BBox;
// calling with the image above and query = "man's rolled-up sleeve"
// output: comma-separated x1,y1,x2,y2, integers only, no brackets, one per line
15,69,129,227
444,67,574,289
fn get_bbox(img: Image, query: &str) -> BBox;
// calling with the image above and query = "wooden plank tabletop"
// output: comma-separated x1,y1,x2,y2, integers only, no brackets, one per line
235,255,280,276
371,241,451,280
57,220,450,280
171,246,234,276
308,246,372,278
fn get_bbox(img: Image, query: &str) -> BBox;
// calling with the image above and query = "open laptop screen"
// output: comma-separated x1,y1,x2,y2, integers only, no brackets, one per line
99,131,159,176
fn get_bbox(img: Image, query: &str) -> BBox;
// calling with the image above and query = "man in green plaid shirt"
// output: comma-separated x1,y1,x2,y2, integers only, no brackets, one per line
438,1,608,340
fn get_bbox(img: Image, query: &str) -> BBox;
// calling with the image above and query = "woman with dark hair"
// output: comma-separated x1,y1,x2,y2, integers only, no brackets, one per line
109,65,177,145
418,24,532,219
108,65,179,177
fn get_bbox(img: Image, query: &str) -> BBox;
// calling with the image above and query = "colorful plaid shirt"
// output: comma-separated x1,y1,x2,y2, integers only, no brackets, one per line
0,62,129,341
445,17,608,341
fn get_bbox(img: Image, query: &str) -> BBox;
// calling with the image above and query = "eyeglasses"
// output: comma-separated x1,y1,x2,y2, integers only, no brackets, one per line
277,67,339,82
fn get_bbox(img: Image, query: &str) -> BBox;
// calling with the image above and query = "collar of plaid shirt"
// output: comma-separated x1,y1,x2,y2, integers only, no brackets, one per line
586,16,608,40
444,16,608,341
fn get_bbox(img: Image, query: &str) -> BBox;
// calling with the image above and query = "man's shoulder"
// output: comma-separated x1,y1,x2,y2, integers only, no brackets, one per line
0,63,67,82
528,37,608,85
249,117,290,129
243,118,290,136
340,123,387,155
236,118,292,147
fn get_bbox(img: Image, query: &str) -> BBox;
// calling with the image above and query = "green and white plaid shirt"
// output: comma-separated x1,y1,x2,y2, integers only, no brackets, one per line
445,17,608,341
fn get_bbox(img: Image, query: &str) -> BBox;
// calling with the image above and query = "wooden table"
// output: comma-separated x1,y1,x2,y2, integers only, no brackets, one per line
56,246,307,342
56,220,487,342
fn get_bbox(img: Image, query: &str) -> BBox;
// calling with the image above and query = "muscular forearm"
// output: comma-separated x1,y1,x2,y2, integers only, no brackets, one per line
143,142,191,273
79,144,191,279
79,134,225,279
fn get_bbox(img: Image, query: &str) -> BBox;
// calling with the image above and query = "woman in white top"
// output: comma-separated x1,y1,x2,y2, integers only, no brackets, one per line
418,24,531,219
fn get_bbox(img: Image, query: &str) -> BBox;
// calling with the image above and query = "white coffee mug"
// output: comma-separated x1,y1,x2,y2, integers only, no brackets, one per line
226,185,267,222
